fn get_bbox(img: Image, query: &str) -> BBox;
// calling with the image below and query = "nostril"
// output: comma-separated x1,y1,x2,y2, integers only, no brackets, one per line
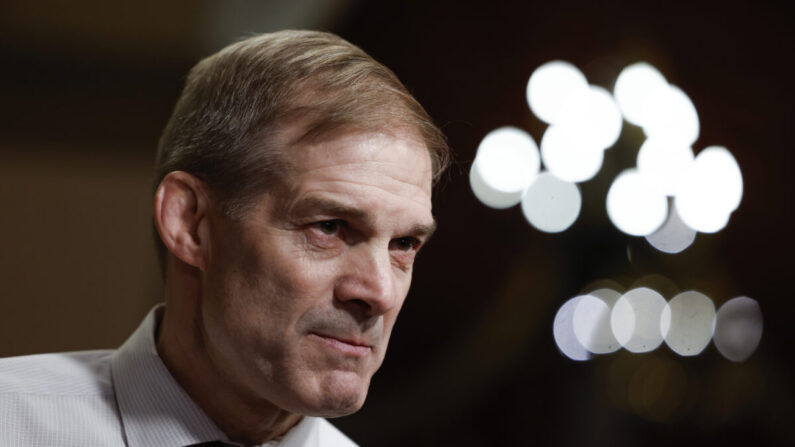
349,298,372,313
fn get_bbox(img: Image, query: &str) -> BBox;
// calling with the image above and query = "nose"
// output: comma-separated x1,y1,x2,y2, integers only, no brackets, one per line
335,242,398,318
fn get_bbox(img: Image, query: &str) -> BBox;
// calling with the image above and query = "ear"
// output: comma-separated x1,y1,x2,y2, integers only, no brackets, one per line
153,171,212,272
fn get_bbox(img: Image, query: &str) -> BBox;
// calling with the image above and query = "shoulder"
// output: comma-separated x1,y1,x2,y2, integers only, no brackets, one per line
0,350,125,445
0,349,115,396
317,418,359,447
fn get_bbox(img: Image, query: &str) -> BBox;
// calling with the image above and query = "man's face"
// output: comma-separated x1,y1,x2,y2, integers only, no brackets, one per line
200,129,434,417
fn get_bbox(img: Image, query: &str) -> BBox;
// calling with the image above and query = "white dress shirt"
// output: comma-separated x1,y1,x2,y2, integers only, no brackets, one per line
0,306,357,447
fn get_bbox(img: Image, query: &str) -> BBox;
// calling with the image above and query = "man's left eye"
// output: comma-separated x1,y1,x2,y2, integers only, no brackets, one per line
391,237,419,251
315,220,344,235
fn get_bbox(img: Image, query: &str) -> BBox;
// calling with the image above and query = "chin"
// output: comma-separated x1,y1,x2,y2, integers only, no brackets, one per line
311,396,365,418
305,371,370,418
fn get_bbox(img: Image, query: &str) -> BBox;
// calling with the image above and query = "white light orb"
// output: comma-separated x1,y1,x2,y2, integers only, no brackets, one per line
613,62,669,126
611,287,667,353
527,61,589,125
660,291,716,356
521,172,582,233
606,169,669,236
470,127,540,209
573,293,622,354
677,198,731,234
470,164,515,209
645,205,697,254
557,85,623,151
540,124,604,183
696,146,744,211
641,84,700,146
553,296,592,361
637,138,695,196
675,146,742,233
714,296,763,362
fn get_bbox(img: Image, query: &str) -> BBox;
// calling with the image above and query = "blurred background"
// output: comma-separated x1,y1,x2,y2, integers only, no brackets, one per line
1,0,792,445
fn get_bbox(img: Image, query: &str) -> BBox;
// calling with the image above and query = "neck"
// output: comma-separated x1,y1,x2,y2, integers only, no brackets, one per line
156,259,302,444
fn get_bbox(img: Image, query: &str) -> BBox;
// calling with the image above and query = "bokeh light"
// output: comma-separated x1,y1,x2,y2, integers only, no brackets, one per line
611,287,668,353
607,169,668,236
588,286,624,300
540,124,604,183
477,62,756,365
697,146,744,212
613,62,668,126
557,85,623,151
644,204,697,254
470,127,540,209
478,61,743,240
631,274,680,301
714,297,763,362
637,138,695,196
521,172,581,233
526,61,589,125
553,296,592,361
675,145,743,233
660,291,716,356
552,281,761,362
641,84,700,146
573,292,622,354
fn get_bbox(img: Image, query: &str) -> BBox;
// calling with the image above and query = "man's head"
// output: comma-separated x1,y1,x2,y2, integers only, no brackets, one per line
154,29,448,225
152,30,448,424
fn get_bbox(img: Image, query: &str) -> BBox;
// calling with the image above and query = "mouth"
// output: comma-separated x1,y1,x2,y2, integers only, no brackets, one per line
308,332,372,357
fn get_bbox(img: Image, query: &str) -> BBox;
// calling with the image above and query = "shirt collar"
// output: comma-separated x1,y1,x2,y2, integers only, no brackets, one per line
110,305,320,447
280,416,320,447
111,304,230,447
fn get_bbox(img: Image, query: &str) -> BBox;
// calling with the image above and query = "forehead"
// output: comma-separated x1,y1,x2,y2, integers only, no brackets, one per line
279,129,434,224
295,129,430,182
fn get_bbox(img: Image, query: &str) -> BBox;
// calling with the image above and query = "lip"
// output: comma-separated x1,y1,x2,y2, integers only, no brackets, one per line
308,332,372,357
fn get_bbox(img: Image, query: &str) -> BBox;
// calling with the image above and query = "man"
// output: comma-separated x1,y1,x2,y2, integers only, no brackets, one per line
0,30,449,446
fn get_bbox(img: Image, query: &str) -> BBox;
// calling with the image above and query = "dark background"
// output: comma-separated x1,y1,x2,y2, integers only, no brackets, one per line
1,1,792,445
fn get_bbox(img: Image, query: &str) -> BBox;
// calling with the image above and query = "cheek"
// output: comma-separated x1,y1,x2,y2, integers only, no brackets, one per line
201,248,334,382
223,240,340,333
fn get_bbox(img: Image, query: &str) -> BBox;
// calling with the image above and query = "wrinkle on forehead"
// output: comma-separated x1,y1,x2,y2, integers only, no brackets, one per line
290,131,433,196
301,163,430,204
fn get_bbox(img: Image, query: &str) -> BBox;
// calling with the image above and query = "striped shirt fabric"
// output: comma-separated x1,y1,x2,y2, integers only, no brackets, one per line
0,305,357,447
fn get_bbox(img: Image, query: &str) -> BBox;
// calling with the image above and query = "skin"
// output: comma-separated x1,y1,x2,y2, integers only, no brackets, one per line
154,128,434,444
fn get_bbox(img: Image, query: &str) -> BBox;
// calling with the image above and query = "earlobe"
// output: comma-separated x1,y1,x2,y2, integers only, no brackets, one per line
153,171,210,271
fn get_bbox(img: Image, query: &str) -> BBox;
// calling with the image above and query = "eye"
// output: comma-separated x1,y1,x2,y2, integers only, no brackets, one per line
391,237,420,252
315,219,344,235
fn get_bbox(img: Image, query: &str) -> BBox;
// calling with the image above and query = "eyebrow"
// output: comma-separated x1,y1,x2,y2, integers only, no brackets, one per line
290,196,437,240
407,221,438,241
